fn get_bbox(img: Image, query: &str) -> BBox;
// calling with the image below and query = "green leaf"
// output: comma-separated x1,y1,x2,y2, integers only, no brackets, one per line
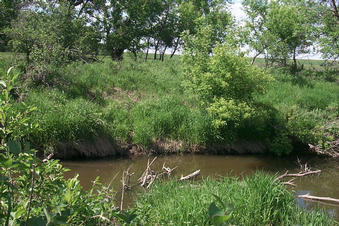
2,157,13,168
212,194,226,209
14,206,26,219
0,80,6,88
8,140,22,154
208,202,224,218
212,215,231,225
43,208,52,225
7,66,14,76
26,216,47,226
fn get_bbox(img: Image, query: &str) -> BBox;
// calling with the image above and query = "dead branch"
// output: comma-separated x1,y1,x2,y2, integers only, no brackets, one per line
282,178,296,187
120,167,134,212
274,170,321,182
42,153,54,163
138,157,158,188
298,194,339,204
180,170,200,181
162,163,177,176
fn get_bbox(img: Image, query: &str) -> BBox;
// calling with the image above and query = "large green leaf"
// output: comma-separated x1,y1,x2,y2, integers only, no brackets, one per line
7,140,21,154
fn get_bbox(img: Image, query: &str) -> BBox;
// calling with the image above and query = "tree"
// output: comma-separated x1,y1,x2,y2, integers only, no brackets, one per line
6,1,100,83
0,0,24,51
243,0,318,69
317,0,339,62
242,0,270,65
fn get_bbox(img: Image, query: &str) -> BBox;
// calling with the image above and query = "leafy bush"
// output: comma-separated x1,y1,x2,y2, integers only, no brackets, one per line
182,26,297,153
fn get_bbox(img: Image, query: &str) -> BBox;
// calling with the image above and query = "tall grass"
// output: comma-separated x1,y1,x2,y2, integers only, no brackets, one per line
133,173,333,225
13,89,110,149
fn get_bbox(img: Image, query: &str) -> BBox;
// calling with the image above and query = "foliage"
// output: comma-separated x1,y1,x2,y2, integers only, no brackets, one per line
0,66,134,225
0,0,24,51
316,0,339,61
243,0,318,69
133,173,333,225
5,2,100,84
183,27,275,145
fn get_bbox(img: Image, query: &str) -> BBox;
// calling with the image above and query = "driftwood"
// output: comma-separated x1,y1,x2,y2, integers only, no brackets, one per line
180,170,200,181
274,170,322,182
298,194,339,204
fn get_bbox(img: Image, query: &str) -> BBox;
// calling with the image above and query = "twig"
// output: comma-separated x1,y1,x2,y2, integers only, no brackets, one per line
180,170,200,181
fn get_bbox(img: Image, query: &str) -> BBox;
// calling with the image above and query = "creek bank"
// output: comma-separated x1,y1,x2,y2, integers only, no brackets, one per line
52,136,334,160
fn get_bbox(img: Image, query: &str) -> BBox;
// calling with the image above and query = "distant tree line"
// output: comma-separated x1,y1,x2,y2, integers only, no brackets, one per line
0,0,338,69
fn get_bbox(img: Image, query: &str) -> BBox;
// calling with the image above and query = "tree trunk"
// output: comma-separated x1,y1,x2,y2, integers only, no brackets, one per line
145,38,150,61
251,51,262,65
161,46,167,61
292,47,297,71
170,37,180,58
154,40,160,60
111,48,124,61
132,50,137,61
330,0,339,20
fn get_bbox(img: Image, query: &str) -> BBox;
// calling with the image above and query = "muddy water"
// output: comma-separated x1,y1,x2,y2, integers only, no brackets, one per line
62,154,339,220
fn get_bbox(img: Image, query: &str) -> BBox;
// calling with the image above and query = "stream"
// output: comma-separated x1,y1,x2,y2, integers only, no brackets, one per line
63,154,339,221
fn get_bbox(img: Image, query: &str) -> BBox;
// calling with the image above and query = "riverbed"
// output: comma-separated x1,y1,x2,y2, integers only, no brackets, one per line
63,154,339,221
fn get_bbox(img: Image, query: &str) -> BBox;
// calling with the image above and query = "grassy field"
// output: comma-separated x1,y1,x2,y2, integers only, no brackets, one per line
1,52,338,157
132,173,334,225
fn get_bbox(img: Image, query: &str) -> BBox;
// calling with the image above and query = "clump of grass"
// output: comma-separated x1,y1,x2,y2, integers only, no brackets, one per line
130,96,214,146
133,173,333,225
13,89,109,149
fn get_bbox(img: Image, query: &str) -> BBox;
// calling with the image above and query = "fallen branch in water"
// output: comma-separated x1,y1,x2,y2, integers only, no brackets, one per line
180,170,200,181
298,194,339,204
274,170,321,182
138,157,157,188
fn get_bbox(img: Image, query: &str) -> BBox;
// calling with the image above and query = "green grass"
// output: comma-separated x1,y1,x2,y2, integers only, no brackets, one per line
257,70,339,146
1,51,338,156
12,89,110,149
133,173,333,225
